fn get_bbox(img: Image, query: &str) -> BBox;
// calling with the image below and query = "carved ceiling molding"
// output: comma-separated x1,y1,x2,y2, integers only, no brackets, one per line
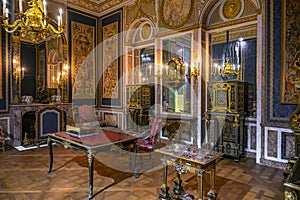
64,0,132,16
125,0,156,31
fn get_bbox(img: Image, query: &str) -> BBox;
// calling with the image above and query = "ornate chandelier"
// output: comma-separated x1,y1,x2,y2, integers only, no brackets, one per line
218,31,241,80
212,31,243,80
1,0,64,42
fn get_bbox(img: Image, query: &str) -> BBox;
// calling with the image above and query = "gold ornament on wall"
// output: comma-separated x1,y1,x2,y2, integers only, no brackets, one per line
160,0,194,28
222,0,242,19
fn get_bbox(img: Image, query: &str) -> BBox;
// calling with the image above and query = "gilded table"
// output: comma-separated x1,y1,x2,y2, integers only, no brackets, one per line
47,130,137,199
155,143,223,200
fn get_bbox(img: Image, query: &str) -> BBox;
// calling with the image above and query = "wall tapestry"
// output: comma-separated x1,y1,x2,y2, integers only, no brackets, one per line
280,0,300,104
102,22,119,99
71,21,95,99
100,10,122,108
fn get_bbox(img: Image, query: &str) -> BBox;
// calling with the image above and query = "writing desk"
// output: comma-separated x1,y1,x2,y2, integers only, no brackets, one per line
155,143,223,200
47,129,137,199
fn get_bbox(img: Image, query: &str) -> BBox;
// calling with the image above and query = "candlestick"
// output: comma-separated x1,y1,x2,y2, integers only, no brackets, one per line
149,64,152,76
3,0,6,14
5,8,8,18
57,16,61,27
59,8,62,19
19,0,22,12
43,0,47,16
165,65,168,76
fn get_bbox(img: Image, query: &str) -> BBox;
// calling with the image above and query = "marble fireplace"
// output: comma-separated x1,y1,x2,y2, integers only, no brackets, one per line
9,103,72,147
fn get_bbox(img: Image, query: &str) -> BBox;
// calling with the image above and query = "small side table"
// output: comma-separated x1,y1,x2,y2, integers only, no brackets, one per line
155,143,223,200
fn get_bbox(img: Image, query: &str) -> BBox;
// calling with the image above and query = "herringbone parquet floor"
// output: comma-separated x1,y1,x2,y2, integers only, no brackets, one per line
0,145,284,200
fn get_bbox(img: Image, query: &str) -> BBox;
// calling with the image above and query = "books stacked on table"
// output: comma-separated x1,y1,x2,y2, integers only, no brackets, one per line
66,125,99,138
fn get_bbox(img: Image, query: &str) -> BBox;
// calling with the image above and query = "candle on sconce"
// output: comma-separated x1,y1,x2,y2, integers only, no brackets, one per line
21,67,25,79
57,16,61,27
5,8,8,18
185,62,188,78
43,0,47,16
58,8,63,26
214,62,218,75
148,64,152,76
3,0,6,14
63,65,69,71
139,71,142,83
19,0,22,12
165,65,168,76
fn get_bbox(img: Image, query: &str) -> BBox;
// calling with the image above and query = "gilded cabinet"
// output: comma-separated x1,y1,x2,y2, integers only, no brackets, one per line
126,84,154,131
206,81,253,160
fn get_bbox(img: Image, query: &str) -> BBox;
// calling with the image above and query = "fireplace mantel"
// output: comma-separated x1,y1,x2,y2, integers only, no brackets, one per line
9,103,73,146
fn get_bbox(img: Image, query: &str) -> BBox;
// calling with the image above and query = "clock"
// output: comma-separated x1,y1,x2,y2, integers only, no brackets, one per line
161,0,194,28
168,59,177,70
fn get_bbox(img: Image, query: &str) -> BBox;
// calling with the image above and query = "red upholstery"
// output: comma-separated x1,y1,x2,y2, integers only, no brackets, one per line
137,116,162,152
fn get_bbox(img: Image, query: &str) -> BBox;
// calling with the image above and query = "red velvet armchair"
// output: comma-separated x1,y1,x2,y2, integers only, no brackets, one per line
136,115,163,152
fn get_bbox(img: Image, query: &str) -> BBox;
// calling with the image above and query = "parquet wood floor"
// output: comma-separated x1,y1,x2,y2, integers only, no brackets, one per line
0,145,284,200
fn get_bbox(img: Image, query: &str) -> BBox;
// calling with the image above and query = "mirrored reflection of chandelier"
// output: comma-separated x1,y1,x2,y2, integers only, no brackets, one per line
215,31,241,80
1,0,64,42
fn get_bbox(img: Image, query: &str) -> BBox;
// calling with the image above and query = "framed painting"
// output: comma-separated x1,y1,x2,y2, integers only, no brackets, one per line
100,10,122,108
280,0,300,104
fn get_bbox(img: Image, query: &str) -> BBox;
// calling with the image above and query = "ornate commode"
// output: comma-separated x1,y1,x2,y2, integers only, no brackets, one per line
125,84,154,131
206,80,253,160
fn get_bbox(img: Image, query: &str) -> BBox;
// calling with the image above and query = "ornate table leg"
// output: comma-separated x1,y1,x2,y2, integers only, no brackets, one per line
197,169,205,200
173,171,184,198
132,141,139,178
207,164,217,200
48,138,53,173
159,165,171,200
87,151,95,200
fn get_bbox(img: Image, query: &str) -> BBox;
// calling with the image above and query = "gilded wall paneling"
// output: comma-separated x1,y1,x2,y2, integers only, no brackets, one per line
71,21,95,100
12,37,20,104
68,10,97,103
100,10,123,108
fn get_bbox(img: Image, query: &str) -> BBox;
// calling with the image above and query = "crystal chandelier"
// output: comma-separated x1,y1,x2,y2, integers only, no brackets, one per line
1,0,64,42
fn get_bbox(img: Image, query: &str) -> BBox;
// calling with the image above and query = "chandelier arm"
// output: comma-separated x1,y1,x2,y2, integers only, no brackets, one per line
47,23,64,35
2,20,24,33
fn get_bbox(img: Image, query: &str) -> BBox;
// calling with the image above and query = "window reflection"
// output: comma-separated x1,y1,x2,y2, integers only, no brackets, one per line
162,34,191,114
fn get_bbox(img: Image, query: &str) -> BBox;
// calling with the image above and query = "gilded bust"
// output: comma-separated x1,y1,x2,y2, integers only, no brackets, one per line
161,0,193,28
